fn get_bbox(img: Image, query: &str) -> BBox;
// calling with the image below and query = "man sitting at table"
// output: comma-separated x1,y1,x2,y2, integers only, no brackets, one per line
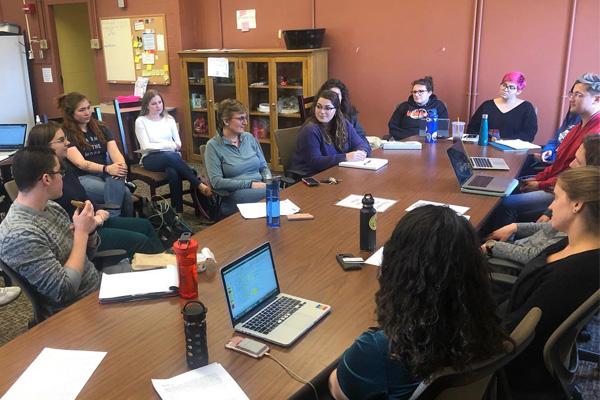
0,147,125,320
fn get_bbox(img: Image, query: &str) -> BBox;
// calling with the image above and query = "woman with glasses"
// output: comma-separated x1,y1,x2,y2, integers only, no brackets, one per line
205,99,272,217
467,71,538,142
388,76,448,140
290,89,372,177
58,92,133,217
136,89,212,214
27,122,164,259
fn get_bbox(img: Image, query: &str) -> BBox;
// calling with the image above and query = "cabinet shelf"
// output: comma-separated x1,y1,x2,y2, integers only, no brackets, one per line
249,85,270,89
188,82,206,86
191,133,210,139
250,111,270,116
277,85,303,90
191,107,208,112
214,82,236,87
278,112,301,118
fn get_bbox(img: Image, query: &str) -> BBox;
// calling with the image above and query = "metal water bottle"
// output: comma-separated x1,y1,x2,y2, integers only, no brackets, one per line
478,114,489,146
360,194,376,251
182,300,208,369
424,108,438,143
266,177,280,227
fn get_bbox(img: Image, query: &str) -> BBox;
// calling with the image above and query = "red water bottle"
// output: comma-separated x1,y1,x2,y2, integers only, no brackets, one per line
172,233,199,299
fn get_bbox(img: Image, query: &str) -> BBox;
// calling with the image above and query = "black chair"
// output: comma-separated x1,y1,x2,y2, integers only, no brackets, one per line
297,95,315,123
0,259,44,327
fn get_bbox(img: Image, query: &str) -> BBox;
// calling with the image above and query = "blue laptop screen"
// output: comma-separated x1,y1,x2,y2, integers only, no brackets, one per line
222,243,279,323
0,124,27,150
447,143,473,185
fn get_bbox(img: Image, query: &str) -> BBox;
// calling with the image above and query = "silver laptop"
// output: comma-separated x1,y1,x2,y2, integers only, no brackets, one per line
456,139,509,170
221,242,331,347
0,124,27,160
447,142,514,193
419,118,450,138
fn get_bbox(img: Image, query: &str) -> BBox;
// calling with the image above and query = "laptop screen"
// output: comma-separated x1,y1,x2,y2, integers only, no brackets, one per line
0,124,27,150
447,142,474,185
221,243,280,324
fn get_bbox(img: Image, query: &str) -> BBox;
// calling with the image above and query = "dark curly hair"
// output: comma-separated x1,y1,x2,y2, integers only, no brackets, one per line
376,205,508,378
318,78,358,119
306,89,349,152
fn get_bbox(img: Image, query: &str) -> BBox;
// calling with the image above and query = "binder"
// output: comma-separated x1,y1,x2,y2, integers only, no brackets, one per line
99,265,179,303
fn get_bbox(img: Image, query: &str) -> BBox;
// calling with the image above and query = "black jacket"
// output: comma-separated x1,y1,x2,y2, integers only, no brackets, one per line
387,94,448,140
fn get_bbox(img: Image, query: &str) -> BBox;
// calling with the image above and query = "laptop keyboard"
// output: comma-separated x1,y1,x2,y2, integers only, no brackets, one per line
469,175,494,188
471,157,493,168
243,296,305,334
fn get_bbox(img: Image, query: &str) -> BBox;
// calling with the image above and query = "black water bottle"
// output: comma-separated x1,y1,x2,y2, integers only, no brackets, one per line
182,300,208,369
360,194,376,251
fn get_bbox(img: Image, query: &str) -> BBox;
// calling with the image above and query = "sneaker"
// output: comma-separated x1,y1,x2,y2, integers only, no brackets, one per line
0,286,21,306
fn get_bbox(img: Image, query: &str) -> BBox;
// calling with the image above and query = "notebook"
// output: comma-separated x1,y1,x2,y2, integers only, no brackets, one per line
457,139,509,170
221,242,331,347
0,123,27,160
418,118,450,138
447,142,516,195
339,158,388,171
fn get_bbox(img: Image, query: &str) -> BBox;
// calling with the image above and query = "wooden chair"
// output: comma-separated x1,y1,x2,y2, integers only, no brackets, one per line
297,95,315,123
274,126,304,184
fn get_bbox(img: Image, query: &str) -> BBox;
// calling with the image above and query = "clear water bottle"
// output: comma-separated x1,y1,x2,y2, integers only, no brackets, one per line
478,114,489,146
182,300,209,369
266,177,280,228
424,108,438,143
360,194,376,251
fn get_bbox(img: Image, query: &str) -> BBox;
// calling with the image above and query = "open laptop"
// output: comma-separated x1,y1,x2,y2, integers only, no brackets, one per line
457,139,509,170
0,124,27,161
419,118,450,138
221,242,331,347
447,141,514,193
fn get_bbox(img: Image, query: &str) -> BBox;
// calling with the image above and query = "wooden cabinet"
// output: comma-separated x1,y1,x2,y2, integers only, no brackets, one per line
178,48,328,170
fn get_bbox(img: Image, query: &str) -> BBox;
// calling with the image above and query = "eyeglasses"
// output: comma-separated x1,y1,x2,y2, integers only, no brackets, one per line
47,168,66,178
315,103,336,111
230,115,248,122
567,91,586,99
410,90,428,95
501,83,518,91
49,136,67,144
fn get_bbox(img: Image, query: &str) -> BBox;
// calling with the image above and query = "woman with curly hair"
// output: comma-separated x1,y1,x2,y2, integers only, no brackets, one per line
290,89,371,177
329,205,508,399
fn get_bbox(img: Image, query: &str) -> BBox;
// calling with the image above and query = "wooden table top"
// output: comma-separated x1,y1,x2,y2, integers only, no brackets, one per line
0,140,529,399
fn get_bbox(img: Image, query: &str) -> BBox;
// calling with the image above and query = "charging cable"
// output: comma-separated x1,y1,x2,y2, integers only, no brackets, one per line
264,352,318,400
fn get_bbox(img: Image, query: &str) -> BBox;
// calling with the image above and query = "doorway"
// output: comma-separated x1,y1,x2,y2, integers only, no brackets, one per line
52,3,98,104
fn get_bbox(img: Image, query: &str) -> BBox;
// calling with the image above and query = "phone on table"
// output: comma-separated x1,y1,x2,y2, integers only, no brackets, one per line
225,336,269,358
302,177,320,187
336,253,364,271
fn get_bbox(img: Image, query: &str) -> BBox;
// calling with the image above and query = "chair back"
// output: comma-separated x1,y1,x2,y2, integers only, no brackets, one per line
113,98,143,163
0,258,44,327
297,95,315,123
4,179,18,201
407,307,542,400
274,126,301,175
543,289,600,384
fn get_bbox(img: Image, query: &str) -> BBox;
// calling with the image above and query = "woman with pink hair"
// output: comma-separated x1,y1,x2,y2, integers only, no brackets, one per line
467,71,538,142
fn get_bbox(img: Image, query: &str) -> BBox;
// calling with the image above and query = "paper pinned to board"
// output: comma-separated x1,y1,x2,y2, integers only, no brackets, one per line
236,9,256,30
1,348,106,400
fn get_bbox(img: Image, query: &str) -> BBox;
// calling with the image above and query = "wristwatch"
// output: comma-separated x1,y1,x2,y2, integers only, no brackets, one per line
484,240,495,257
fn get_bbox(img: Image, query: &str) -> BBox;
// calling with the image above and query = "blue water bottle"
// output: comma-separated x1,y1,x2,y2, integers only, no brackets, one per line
478,114,489,146
424,108,438,143
266,177,280,227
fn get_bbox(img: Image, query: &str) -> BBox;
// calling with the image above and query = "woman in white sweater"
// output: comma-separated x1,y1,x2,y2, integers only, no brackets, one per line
135,89,211,213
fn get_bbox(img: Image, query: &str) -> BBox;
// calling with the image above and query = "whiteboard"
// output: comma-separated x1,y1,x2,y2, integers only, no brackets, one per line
100,18,136,82
0,35,34,131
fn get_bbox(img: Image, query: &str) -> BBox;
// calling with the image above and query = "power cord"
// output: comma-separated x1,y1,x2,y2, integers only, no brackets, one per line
264,352,319,400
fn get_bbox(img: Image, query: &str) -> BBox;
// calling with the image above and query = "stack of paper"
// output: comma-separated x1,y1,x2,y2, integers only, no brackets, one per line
237,199,300,219
335,194,397,212
494,139,540,150
339,157,388,171
98,265,179,303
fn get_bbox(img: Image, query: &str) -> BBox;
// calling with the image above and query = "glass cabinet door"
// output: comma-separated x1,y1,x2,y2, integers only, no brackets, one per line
186,61,209,158
245,60,271,163
274,59,305,130
210,60,238,125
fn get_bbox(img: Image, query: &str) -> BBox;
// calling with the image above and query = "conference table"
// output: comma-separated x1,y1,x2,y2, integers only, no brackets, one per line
0,139,529,399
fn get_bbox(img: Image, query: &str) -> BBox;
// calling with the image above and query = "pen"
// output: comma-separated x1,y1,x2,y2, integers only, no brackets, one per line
364,160,371,165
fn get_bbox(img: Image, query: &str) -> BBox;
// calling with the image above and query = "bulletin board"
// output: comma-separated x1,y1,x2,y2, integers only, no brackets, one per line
100,14,170,85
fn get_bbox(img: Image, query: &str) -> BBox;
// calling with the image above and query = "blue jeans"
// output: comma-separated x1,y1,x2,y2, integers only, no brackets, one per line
220,188,266,217
483,190,555,234
78,174,133,217
142,151,200,212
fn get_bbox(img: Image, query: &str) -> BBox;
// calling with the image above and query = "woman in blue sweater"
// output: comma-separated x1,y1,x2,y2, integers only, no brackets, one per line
290,89,371,177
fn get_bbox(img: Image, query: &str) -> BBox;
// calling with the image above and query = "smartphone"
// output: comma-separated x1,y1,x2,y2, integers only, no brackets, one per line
336,253,364,271
70,200,85,209
225,336,269,358
302,177,320,187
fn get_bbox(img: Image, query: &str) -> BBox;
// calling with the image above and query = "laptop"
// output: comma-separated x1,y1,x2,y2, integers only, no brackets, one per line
419,118,450,138
221,242,331,347
0,124,27,160
447,141,515,193
457,139,509,170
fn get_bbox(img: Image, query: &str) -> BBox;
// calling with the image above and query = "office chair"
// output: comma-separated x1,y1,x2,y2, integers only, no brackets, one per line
297,95,315,123
196,144,221,222
0,259,44,328
274,126,304,185
543,289,600,400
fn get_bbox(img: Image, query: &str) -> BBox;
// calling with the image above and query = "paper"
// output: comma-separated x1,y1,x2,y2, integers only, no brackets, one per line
134,77,149,98
494,139,541,150
338,158,388,171
207,57,229,78
42,67,53,83
132,252,175,270
134,21,144,30
335,195,397,213
98,265,179,301
237,199,300,219
2,348,106,400
236,9,256,30
405,200,470,215
142,52,155,65
142,32,155,50
152,362,248,400
365,247,384,266
157,34,165,51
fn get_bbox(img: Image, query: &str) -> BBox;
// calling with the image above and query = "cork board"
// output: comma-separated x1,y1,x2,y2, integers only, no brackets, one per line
100,14,170,85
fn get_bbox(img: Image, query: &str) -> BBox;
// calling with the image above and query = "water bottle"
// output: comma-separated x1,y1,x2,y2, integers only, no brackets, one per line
182,300,208,369
266,177,280,228
172,233,199,299
424,108,438,143
478,114,489,146
360,194,376,251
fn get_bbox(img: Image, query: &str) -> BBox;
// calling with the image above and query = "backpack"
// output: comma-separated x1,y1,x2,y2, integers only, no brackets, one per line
140,196,193,248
